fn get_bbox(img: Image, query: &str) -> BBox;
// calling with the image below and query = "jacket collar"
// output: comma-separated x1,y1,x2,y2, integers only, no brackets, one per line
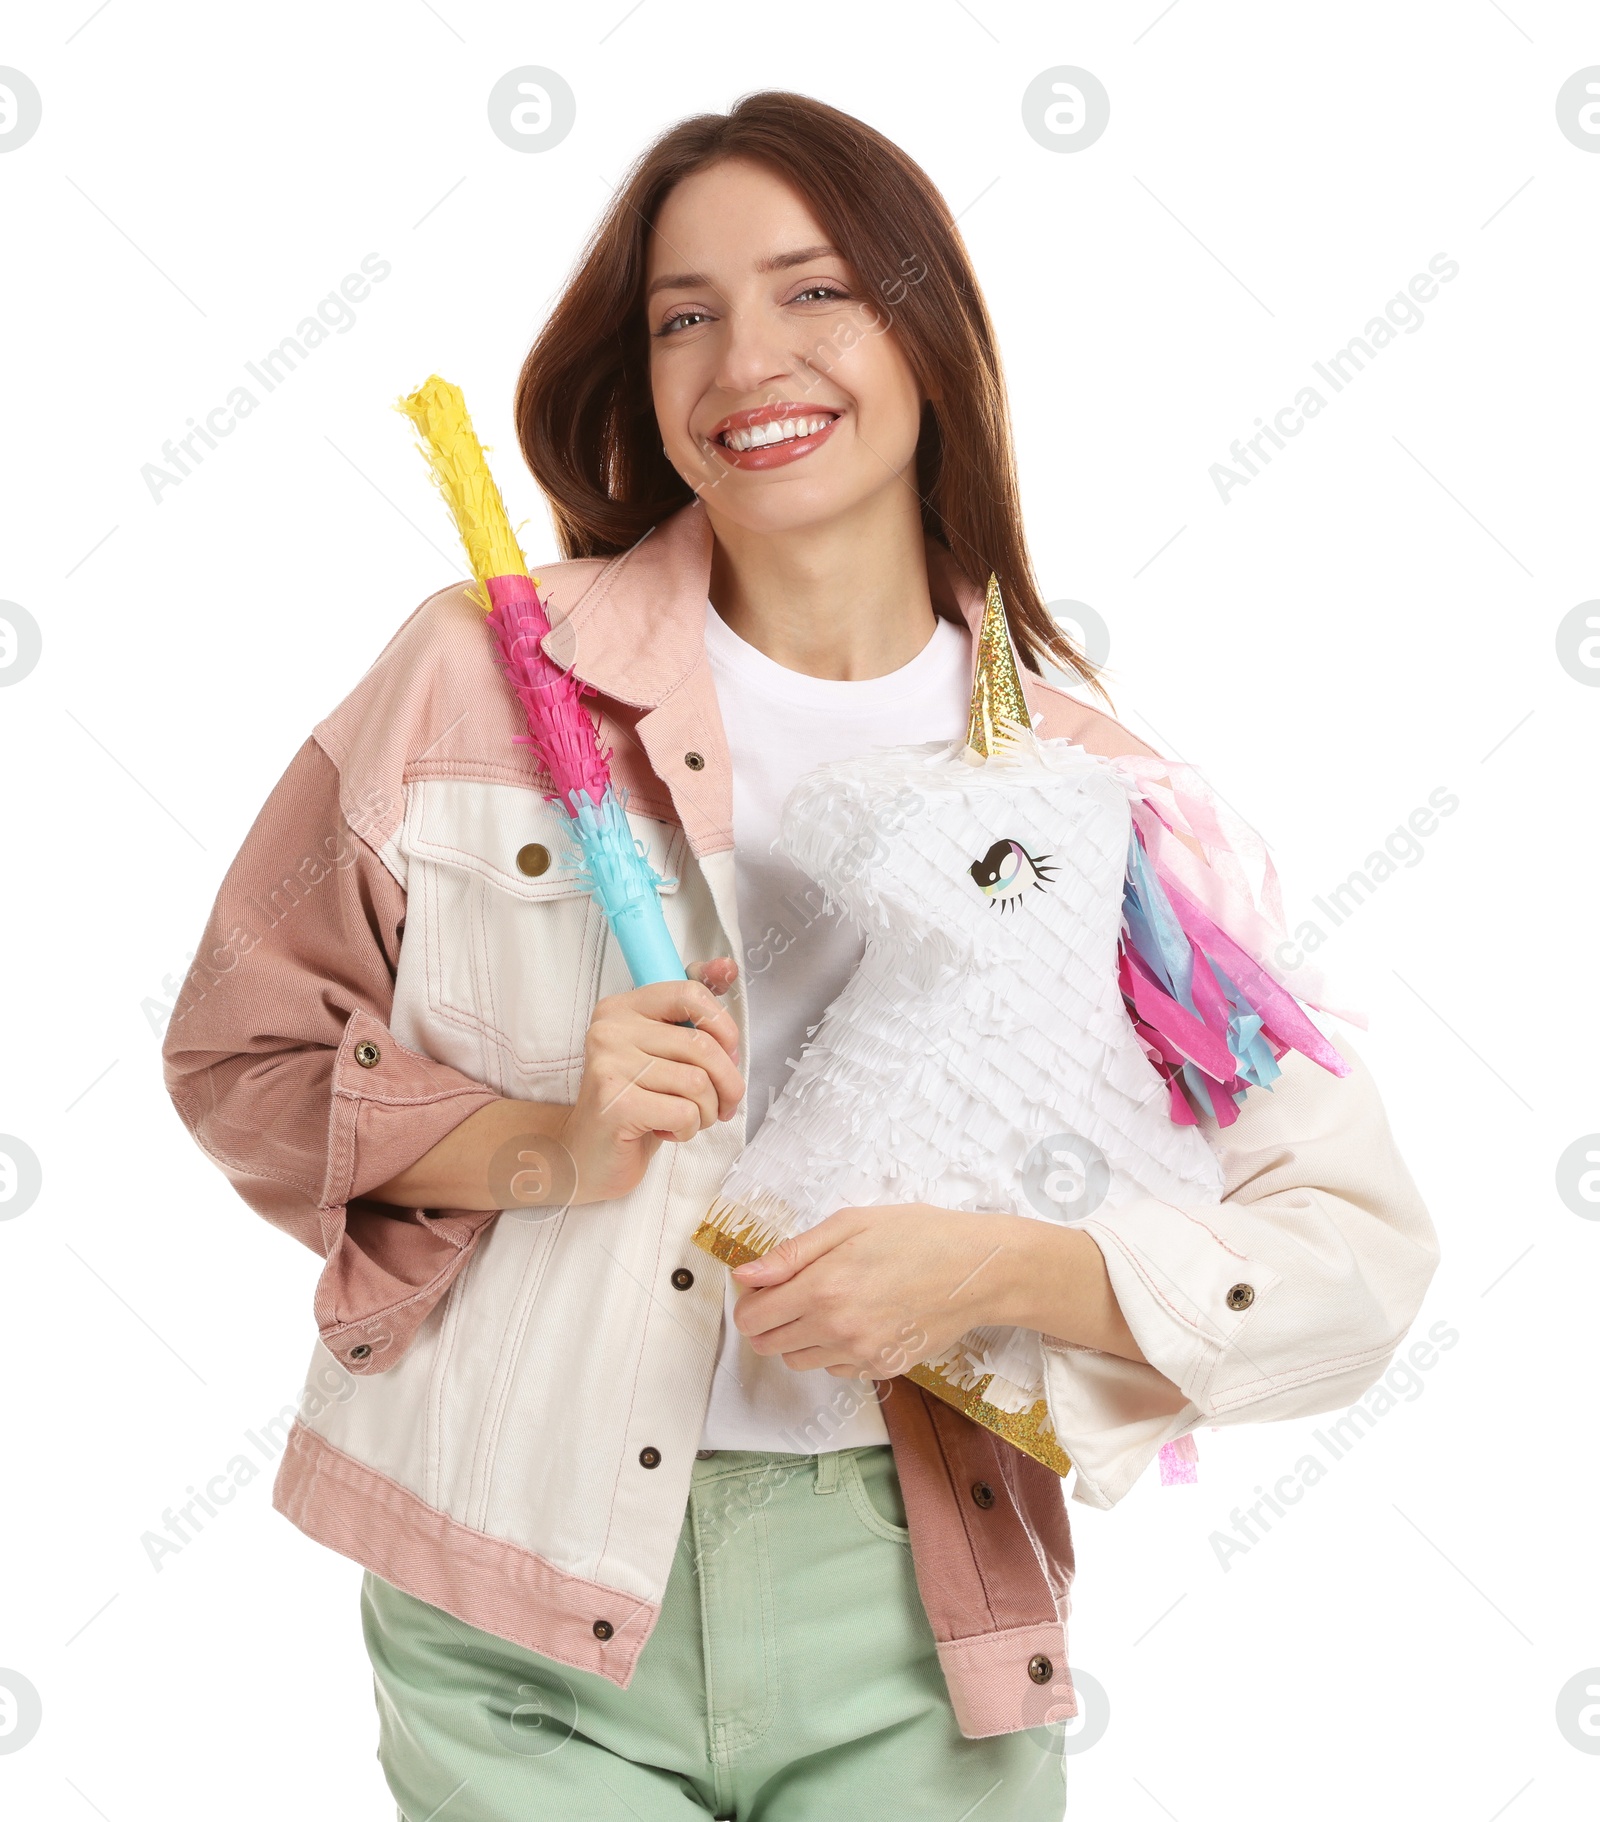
539,496,1075,857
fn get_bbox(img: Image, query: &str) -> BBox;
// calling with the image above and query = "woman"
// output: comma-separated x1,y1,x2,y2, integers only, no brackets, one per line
164,91,1438,1819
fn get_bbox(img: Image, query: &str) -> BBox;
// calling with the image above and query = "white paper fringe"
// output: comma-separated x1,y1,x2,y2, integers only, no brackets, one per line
711,734,1226,1407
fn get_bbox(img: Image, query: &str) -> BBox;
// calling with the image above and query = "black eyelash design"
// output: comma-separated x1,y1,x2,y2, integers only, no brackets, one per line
968,839,1057,912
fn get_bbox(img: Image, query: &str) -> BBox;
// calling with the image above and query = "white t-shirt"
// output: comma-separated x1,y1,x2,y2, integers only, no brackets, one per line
696,597,973,1453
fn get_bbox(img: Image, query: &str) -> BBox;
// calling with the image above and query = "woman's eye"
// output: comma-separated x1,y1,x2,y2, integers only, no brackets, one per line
655,286,849,336
655,308,711,337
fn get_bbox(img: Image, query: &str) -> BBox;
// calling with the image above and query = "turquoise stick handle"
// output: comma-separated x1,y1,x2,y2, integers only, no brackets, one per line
565,787,690,993
610,893,689,989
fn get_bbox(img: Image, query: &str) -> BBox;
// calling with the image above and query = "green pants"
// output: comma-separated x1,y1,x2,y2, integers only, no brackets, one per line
362,1444,1069,1819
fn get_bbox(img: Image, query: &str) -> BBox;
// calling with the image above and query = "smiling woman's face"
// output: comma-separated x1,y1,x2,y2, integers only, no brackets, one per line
645,157,926,538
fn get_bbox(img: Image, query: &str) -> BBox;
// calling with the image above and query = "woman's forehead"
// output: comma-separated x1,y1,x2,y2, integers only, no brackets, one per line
646,161,827,277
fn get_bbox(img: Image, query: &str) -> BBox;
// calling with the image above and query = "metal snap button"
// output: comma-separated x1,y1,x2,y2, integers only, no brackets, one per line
671,1267,694,1290
516,842,550,877
971,1481,995,1509
1027,1653,1053,1684
592,1618,614,1640
639,1446,662,1469
684,750,705,771
696,1448,717,1459
354,1040,380,1069
1226,1283,1256,1311
349,1343,372,1361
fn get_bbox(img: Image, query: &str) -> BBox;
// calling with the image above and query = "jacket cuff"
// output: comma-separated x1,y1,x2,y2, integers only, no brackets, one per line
1075,1197,1283,1410
313,1009,502,1375
323,1008,500,1208
1038,1337,1199,1509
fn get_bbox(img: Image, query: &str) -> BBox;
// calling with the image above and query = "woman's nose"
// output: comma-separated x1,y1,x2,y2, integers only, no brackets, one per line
713,304,806,398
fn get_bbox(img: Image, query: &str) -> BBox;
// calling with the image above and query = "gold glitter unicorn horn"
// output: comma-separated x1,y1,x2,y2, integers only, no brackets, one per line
960,572,1033,763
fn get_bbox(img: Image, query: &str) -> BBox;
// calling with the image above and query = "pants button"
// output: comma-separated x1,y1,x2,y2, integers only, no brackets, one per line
696,1448,717,1459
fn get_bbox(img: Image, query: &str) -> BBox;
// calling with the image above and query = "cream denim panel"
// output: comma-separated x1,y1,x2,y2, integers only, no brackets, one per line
1042,1036,1440,1507
394,779,691,1098
296,784,748,1601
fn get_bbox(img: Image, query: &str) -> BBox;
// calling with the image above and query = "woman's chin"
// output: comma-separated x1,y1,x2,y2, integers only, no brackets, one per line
704,486,862,540
702,467,907,542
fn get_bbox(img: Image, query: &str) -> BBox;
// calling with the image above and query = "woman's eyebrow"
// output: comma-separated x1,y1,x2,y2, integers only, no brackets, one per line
646,245,842,299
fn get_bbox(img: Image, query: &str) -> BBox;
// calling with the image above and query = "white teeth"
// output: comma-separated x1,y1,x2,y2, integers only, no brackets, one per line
723,414,836,452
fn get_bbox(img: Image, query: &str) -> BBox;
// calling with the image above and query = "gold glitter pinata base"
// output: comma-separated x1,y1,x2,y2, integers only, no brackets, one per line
692,1202,1074,1480
901,1367,1072,1478
692,1202,773,1269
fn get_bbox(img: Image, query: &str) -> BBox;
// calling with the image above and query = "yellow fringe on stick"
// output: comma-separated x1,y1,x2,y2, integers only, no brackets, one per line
395,375,530,604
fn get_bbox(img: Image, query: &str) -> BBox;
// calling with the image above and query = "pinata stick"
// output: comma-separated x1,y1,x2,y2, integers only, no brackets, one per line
396,375,687,991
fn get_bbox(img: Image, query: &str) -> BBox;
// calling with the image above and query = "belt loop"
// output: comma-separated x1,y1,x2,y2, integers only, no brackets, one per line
814,1449,840,1494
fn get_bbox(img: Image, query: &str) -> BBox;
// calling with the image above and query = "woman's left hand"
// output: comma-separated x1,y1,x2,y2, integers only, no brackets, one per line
727,1204,1019,1380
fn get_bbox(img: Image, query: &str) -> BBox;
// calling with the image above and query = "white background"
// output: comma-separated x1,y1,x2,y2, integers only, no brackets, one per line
2,2,1597,1816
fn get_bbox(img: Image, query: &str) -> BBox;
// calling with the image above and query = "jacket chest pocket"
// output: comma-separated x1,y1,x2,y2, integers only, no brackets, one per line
403,778,687,1089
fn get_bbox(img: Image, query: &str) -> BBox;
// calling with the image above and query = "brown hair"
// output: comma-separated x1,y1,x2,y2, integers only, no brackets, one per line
514,88,1107,700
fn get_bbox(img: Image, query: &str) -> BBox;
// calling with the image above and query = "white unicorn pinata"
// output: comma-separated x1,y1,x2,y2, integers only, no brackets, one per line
693,577,1357,1475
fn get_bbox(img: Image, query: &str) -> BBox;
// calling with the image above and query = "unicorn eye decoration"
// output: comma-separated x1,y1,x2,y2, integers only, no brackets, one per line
969,838,1056,911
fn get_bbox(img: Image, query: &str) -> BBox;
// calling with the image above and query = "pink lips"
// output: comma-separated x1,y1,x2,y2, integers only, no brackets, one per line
706,404,842,471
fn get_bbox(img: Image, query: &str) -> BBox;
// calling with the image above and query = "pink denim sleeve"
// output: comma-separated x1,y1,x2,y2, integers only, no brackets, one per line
162,735,501,1375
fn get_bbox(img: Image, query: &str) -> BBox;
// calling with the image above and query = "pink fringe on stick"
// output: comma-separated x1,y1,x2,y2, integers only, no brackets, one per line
483,573,612,810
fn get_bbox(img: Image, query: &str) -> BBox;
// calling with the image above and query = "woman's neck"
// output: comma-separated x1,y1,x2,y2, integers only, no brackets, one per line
706,492,938,681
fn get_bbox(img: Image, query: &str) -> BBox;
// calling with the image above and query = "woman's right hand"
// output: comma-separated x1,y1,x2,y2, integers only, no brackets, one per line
557,959,744,1205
